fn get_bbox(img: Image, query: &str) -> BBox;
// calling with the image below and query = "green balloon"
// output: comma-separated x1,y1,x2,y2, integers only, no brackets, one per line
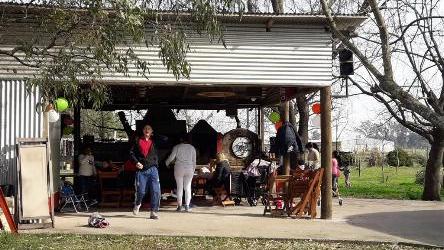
269,112,280,123
54,98,69,112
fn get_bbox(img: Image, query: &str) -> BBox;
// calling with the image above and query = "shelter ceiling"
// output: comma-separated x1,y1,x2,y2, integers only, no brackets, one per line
101,85,317,110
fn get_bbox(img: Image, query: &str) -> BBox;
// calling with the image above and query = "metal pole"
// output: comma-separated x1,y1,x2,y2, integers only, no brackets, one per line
247,109,250,130
259,107,264,152
320,86,332,219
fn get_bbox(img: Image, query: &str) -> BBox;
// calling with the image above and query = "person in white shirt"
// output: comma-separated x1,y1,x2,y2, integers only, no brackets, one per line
78,147,97,201
165,134,196,212
306,142,321,170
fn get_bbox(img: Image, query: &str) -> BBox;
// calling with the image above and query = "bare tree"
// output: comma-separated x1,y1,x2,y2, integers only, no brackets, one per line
321,0,444,200
247,0,259,12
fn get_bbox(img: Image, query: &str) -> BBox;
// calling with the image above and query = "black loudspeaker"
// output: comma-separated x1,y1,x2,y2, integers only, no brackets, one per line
339,49,354,76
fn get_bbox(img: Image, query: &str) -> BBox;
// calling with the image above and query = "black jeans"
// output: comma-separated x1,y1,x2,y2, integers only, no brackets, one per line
79,175,96,199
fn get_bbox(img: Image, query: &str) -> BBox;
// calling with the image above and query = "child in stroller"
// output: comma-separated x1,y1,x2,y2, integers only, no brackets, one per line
236,157,274,206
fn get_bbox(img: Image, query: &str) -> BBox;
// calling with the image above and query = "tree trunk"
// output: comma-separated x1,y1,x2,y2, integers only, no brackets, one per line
289,103,297,128
270,0,284,14
422,129,444,201
247,0,258,12
296,95,309,144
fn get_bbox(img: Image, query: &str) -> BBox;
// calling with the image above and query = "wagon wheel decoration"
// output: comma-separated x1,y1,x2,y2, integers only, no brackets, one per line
222,128,259,166
231,137,253,159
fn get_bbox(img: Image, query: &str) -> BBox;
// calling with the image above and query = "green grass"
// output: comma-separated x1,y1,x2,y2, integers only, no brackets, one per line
0,233,431,250
339,166,444,200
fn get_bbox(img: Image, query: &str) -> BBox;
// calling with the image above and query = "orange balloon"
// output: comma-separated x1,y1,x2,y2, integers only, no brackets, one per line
274,121,283,130
312,103,321,114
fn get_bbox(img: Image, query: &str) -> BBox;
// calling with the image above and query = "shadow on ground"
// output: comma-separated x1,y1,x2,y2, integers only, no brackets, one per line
346,209,444,247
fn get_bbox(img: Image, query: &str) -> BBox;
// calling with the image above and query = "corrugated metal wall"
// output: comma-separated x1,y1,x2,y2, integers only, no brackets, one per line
0,24,332,87
0,80,43,185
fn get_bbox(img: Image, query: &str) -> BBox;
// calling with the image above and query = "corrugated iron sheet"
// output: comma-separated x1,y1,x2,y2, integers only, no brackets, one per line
0,80,43,185
0,24,332,87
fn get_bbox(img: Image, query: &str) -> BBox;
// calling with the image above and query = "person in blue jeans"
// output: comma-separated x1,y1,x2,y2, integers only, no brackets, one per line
129,124,161,219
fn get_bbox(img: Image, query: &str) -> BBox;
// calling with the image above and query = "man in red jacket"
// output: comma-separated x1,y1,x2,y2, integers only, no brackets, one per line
129,124,161,219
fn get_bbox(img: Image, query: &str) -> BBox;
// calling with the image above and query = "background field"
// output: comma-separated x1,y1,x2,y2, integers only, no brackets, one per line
338,166,444,200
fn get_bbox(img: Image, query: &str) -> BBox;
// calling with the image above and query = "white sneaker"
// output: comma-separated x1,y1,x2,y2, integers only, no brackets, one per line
150,211,159,219
133,204,141,215
184,205,192,212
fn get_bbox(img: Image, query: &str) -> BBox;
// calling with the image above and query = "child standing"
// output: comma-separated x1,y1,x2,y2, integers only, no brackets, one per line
332,151,341,197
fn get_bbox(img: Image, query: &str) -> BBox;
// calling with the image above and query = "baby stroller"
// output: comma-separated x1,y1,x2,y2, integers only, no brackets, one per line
234,159,272,206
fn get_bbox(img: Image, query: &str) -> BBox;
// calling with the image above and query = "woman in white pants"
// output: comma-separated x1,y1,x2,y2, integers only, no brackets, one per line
165,134,196,212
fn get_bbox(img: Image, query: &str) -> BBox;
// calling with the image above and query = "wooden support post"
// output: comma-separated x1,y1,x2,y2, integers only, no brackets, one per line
73,105,81,174
321,86,332,219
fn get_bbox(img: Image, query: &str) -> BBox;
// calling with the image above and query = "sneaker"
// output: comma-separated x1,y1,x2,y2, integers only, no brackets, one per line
184,205,192,212
133,204,141,215
176,206,183,212
150,211,159,219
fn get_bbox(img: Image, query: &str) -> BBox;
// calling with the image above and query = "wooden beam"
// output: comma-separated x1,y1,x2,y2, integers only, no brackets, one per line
0,188,17,233
320,86,332,219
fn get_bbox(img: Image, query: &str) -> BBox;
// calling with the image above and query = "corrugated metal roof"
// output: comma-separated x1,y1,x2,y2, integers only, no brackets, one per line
0,25,333,87
0,1,367,29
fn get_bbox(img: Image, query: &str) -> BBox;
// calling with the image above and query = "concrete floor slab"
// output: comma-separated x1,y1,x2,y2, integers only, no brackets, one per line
27,198,444,247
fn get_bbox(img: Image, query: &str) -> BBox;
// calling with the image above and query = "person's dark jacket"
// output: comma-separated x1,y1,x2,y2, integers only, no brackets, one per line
129,138,159,171
275,121,303,156
213,160,231,191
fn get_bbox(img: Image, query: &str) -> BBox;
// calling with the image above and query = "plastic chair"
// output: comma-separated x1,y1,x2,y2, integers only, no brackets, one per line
59,184,89,213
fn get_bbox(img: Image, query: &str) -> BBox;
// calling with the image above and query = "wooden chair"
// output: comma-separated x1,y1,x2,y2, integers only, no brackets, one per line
287,168,324,218
97,170,121,208
192,175,208,201
263,174,291,216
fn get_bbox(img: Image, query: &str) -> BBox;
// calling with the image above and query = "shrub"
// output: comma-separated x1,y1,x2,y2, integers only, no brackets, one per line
410,153,427,167
386,149,413,167
415,168,425,185
368,150,384,167
338,151,355,167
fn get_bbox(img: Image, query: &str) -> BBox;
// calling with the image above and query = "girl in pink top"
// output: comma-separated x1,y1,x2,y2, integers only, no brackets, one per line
332,151,341,197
